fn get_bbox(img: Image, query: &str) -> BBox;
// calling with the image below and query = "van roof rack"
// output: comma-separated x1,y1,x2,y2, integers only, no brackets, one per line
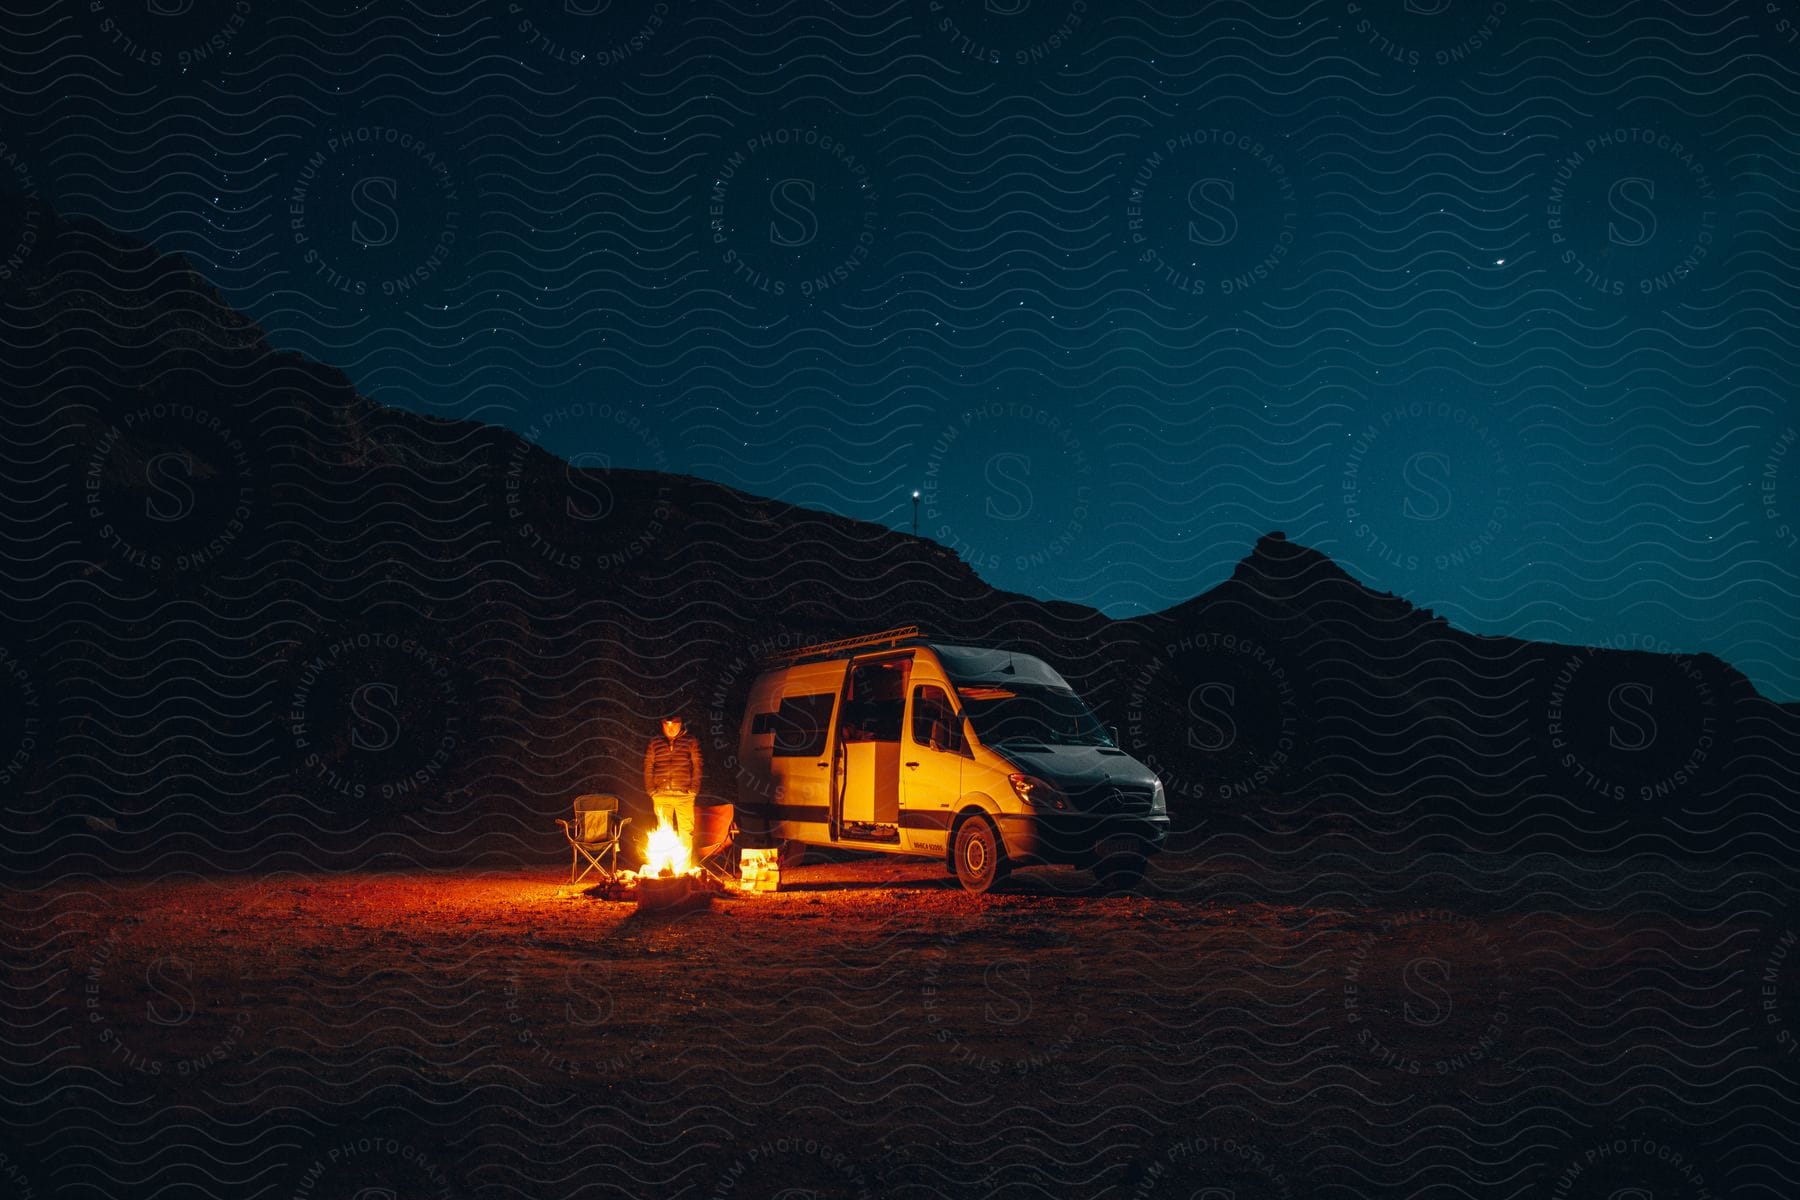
759,625,929,667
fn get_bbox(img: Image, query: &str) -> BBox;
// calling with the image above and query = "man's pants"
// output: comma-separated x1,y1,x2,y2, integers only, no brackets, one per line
652,791,697,858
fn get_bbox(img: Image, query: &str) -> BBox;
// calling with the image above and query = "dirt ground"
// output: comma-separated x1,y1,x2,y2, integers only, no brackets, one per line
4,844,1796,1199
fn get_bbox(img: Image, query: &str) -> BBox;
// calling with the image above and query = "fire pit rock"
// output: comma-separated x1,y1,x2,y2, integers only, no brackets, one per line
637,872,711,913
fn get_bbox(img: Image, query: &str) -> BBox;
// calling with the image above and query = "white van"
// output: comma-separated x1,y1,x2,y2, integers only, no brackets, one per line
735,626,1169,893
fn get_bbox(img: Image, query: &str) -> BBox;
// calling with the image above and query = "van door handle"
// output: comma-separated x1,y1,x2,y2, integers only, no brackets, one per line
904,761,920,769
816,761,829,769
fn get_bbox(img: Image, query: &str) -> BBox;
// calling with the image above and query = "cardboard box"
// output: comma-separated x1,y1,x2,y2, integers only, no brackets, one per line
739,848,781,892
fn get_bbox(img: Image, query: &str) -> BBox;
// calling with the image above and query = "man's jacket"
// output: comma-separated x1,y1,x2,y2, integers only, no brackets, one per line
644,732,703,797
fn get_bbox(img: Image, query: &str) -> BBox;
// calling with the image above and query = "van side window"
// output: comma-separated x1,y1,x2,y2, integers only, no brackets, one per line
770,693,836,757
911,685,963,753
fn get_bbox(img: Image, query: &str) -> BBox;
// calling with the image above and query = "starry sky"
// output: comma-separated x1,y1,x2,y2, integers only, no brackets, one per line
3,0,1798,699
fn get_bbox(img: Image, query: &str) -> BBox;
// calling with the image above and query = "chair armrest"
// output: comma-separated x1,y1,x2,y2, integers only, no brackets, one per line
617,816,633,829
555,818,573,834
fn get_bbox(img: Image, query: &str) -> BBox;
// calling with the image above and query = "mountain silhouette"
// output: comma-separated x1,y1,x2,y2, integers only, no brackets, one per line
2,196,1794,875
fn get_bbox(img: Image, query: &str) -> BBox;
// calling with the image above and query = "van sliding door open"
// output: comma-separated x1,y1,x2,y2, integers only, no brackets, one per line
742,658,846,844
835,654,911,843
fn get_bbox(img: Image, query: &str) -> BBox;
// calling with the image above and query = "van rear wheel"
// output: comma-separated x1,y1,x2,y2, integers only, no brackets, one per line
953,818,1004,894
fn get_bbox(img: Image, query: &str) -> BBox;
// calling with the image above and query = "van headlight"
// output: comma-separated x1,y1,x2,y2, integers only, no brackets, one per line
1008,773,1068,811
1151,779,1166,813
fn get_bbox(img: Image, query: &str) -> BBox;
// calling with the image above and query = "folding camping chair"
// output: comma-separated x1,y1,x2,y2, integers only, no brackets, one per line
556,794,632,885
694,802,738,887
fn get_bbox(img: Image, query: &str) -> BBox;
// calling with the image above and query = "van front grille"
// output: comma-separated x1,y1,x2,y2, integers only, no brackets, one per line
1068,783,1154,814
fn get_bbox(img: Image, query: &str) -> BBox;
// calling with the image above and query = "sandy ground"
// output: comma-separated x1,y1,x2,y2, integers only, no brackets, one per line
4,847,1795,1199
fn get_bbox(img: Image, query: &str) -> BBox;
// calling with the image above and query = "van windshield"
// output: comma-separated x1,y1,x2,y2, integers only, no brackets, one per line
957,683,1113,747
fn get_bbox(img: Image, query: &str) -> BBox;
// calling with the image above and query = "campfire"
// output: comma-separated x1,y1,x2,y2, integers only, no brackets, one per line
605,816,710,911
639,819,692,879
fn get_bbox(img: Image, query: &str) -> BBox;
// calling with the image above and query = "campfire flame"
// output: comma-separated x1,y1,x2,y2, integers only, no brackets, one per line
641,818,692,878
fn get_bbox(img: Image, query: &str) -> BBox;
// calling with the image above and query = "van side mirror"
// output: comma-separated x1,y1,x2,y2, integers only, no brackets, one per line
1107,724,1120,746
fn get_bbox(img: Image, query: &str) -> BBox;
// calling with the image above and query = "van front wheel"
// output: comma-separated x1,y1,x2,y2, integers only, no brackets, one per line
953,818,1004,894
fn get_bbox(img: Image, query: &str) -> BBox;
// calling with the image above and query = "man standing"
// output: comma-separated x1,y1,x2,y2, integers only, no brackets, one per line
643,709,703,859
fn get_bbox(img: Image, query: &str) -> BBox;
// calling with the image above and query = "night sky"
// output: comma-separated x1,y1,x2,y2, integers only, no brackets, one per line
5,0,1797,698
